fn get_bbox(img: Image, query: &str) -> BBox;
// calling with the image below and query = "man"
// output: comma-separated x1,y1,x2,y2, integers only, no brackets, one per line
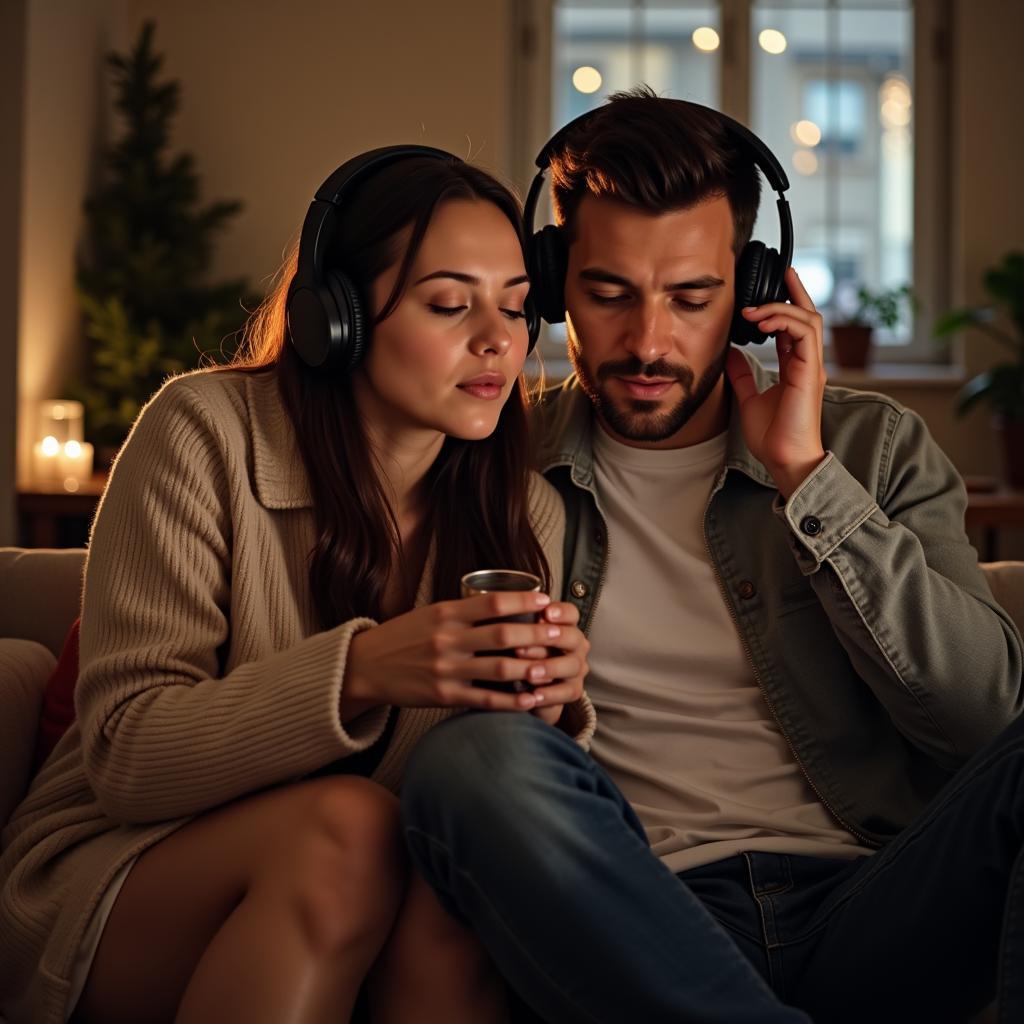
401,89,1024,1023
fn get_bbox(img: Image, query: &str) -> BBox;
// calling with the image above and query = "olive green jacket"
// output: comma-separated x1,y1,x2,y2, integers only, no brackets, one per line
534,350,1024,846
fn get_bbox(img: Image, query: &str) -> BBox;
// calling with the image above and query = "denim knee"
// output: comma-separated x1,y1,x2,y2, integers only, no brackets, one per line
401,711,584,834
404,710,550,794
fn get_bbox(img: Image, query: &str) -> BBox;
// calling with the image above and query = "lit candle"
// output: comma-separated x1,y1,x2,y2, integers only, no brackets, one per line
32,436,63,486
56,440,94,492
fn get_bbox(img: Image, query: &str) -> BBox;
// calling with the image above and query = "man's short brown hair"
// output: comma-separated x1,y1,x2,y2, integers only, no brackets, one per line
549,86,762,256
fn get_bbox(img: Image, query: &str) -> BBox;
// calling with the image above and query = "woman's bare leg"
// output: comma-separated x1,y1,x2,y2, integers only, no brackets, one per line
367,868,510,1024
72,775,405,1024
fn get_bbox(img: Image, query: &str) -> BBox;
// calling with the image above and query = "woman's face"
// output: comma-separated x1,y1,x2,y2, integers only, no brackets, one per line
354,198,531,442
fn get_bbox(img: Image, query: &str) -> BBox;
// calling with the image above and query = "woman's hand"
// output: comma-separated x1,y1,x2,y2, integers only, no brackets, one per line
514,601,590,728
341,592,588,722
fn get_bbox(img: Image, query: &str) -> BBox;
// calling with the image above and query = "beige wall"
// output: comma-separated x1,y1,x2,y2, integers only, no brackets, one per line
933,0,1024,482
0,1,27,544
123,0,519,286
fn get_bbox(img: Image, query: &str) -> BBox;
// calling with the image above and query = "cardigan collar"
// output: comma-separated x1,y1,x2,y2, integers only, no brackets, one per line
244,370,314,510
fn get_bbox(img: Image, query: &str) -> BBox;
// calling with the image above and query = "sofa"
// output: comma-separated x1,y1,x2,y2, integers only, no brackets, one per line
1,546,1022,1022
1,546,87,825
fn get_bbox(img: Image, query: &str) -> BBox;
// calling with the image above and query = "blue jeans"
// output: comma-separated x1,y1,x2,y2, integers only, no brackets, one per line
400,710,1024,1024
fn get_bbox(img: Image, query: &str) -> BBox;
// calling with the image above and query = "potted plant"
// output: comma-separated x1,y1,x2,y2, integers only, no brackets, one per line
830,283,916,369
935,251,1024,486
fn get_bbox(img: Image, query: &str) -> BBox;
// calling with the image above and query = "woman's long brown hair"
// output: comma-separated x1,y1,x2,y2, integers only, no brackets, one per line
223,155,549,628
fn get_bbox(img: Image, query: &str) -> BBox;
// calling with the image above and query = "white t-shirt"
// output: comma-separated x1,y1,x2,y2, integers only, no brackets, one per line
587,424,872,874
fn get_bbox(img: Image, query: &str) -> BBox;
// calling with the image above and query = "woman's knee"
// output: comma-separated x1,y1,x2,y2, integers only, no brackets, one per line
273,777,406,954
378,869,489,978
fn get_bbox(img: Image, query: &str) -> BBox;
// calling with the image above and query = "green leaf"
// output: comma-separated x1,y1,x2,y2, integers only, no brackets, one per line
955,371,994,416
934,307,992,336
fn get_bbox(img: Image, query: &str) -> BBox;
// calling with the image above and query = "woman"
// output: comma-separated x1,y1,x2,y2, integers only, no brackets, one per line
0,148,594,1024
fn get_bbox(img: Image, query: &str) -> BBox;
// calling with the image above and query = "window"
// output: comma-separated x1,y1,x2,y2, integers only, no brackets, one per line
751,2,915,349
530,0,945,367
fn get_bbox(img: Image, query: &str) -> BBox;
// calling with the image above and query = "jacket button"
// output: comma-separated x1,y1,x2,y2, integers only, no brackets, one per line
800,515,822,536
737,580,756,600
570,580,589,599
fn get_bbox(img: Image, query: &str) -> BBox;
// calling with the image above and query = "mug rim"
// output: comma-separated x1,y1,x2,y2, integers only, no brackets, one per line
460,569,542,594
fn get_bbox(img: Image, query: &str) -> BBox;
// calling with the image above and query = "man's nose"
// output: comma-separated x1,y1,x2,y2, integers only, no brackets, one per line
622,299,672,365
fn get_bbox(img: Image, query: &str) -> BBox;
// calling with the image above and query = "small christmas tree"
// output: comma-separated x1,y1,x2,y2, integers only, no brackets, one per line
71,20,249,453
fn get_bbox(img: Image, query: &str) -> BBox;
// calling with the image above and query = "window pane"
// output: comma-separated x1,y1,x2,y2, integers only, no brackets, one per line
751,2,914,346
553,2,721,129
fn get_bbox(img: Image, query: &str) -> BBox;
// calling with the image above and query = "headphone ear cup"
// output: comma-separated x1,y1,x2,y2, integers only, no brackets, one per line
286,283,332,369
732,241,766,346
323,268,368,372
732,241,792,346
761,245,790,307
529,225,569,325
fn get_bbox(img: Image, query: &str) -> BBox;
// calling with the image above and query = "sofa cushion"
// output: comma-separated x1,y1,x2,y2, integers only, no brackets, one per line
0,547,86,657
33,618,81,772
981,561,1024,637
0,638,55,827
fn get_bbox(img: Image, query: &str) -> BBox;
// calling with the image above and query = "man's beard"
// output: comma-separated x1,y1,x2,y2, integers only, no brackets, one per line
567,333,730,443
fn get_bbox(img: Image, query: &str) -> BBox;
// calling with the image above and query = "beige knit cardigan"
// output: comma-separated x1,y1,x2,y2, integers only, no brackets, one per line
0,367,595,1023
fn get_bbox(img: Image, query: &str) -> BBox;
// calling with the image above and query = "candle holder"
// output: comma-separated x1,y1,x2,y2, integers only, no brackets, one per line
32,400,94,492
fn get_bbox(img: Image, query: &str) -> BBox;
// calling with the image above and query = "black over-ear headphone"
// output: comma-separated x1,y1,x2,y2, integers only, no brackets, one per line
287,144,541,372
523,101,794,346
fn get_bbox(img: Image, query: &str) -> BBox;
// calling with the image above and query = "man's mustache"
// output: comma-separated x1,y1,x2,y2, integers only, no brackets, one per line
596,357,694,388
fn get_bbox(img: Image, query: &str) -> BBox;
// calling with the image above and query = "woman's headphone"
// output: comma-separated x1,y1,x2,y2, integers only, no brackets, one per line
287,145,541,372
523,101,794,346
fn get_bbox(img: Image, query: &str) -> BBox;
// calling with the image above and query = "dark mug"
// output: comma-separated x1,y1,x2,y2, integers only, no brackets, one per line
460,570,543,694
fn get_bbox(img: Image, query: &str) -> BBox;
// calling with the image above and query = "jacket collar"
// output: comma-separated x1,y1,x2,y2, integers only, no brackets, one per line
535,347,776,490
244,370,314,509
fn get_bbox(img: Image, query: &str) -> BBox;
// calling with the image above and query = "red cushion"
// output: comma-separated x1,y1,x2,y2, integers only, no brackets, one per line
33,618,80,772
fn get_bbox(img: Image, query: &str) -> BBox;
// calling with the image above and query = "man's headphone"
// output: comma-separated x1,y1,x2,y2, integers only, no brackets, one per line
287,145,541,372
523,101,794,346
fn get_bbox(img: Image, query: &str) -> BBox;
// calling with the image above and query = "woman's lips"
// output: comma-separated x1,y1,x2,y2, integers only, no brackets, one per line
618,377,676,399
457,383,503,400
458,373,506,401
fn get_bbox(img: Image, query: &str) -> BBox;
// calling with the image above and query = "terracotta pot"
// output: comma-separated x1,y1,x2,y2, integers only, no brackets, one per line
830,324,874,369
995,417,1024,489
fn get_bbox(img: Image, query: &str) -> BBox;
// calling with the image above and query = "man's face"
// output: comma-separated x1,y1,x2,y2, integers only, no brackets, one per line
563,194,736,448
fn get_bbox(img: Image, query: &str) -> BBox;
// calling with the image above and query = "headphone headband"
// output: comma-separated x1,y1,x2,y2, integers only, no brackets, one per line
301,144,459,288
525,100,793,271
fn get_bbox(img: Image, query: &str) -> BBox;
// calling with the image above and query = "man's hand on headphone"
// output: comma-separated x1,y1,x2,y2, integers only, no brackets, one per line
725,267,827,500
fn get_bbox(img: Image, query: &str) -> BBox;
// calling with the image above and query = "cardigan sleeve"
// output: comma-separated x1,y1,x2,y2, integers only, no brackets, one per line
528,472,597,750
76,377,390,824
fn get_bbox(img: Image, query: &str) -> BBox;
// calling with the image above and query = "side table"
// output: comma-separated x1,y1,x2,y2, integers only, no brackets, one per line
964,481,1024,562
16,475,108,548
